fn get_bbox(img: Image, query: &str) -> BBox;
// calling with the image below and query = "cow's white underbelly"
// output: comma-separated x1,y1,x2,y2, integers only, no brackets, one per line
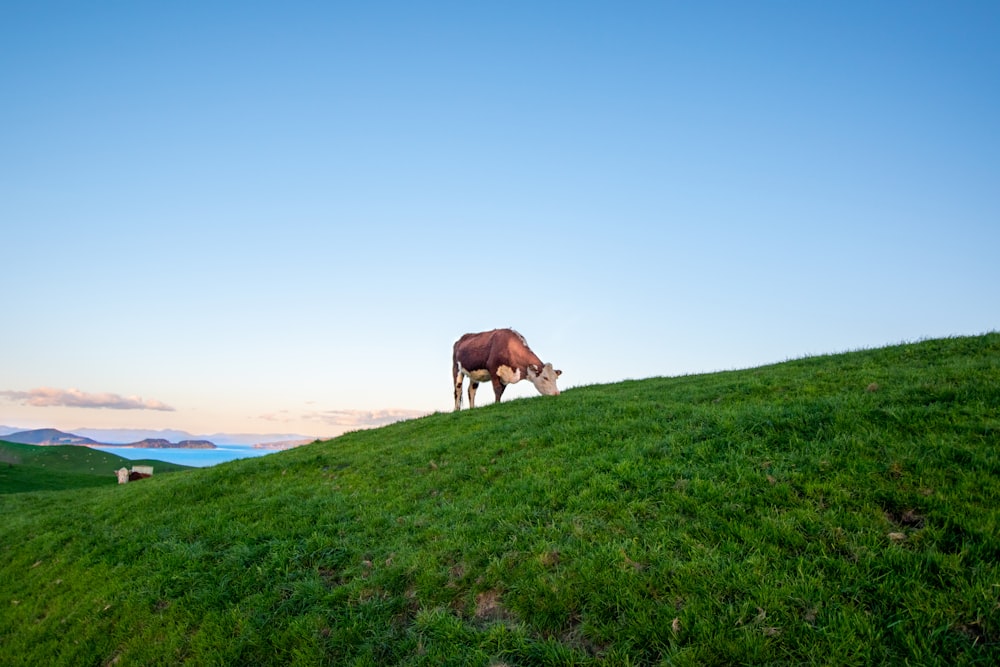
459,364,522,385
464,368,491,383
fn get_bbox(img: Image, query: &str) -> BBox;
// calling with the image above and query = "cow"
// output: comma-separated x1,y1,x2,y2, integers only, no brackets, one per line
116,467,130,484
453,328,562,410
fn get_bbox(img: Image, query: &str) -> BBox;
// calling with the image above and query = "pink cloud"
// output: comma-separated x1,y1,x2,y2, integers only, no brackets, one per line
0,387,175,411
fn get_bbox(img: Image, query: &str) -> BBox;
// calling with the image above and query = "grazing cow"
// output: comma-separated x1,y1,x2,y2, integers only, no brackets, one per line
116,467,130,484
453,328,562,410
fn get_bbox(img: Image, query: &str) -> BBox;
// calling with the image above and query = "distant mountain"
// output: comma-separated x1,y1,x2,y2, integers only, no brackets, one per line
1,428,103,446
201,432,318,446
1,426,319,450
0,428,217,449
73,428,196,445
72,428,316,447
252,438,316,450
128,438,216,449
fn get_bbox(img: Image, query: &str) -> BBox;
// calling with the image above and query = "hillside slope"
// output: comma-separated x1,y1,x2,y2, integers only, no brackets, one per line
1,334,998,665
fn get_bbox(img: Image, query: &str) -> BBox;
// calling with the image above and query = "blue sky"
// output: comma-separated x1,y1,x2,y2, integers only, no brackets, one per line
2,1,998,438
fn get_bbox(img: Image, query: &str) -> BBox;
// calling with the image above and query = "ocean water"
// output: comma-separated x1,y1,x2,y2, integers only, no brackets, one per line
90,445,278,468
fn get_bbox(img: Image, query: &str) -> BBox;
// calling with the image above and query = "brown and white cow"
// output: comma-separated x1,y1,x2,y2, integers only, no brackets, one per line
453,328,562,410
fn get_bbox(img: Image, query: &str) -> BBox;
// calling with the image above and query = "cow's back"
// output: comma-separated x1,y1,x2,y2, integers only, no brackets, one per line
491,329,541,369
453,329,500,369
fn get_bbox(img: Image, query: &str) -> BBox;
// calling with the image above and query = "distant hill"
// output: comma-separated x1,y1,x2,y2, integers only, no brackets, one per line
0,428,216,449
72,427,317,447
1,428,102,446
2,426,318,448
128,438,216,449
252,438,315,450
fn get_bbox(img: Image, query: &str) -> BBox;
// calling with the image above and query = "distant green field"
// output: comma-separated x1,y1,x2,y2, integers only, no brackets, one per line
1,334,998,665
0,441,192,494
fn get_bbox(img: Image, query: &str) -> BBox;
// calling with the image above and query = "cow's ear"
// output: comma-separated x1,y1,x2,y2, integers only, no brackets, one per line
556,369,562,377
528,364,539,376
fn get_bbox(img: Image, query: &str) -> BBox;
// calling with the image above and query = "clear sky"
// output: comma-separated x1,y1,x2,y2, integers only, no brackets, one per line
2,1,998,439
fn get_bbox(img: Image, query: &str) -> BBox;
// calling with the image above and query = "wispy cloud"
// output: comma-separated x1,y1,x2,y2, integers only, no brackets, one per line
304,409,428,429
0,387,175,411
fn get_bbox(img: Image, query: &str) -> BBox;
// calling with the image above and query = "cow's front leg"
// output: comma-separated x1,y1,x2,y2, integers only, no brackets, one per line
492,376,507,403
468,381,479,408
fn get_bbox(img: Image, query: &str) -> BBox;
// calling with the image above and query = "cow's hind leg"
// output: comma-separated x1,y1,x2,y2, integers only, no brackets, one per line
454,373,465,411
468,382,479,409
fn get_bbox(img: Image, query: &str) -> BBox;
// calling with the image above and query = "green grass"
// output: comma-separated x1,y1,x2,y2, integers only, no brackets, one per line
1,334,998,665
0,441,192,494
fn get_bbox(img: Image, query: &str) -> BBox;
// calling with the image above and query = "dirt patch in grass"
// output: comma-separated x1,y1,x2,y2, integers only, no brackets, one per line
884,507,926,529
474,589,512,622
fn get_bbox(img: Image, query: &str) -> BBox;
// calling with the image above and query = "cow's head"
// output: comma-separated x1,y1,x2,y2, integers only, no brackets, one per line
527,363,562,396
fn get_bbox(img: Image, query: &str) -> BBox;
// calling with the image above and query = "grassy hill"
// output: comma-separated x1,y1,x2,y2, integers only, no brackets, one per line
1,334,998,666
0,441,192,494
